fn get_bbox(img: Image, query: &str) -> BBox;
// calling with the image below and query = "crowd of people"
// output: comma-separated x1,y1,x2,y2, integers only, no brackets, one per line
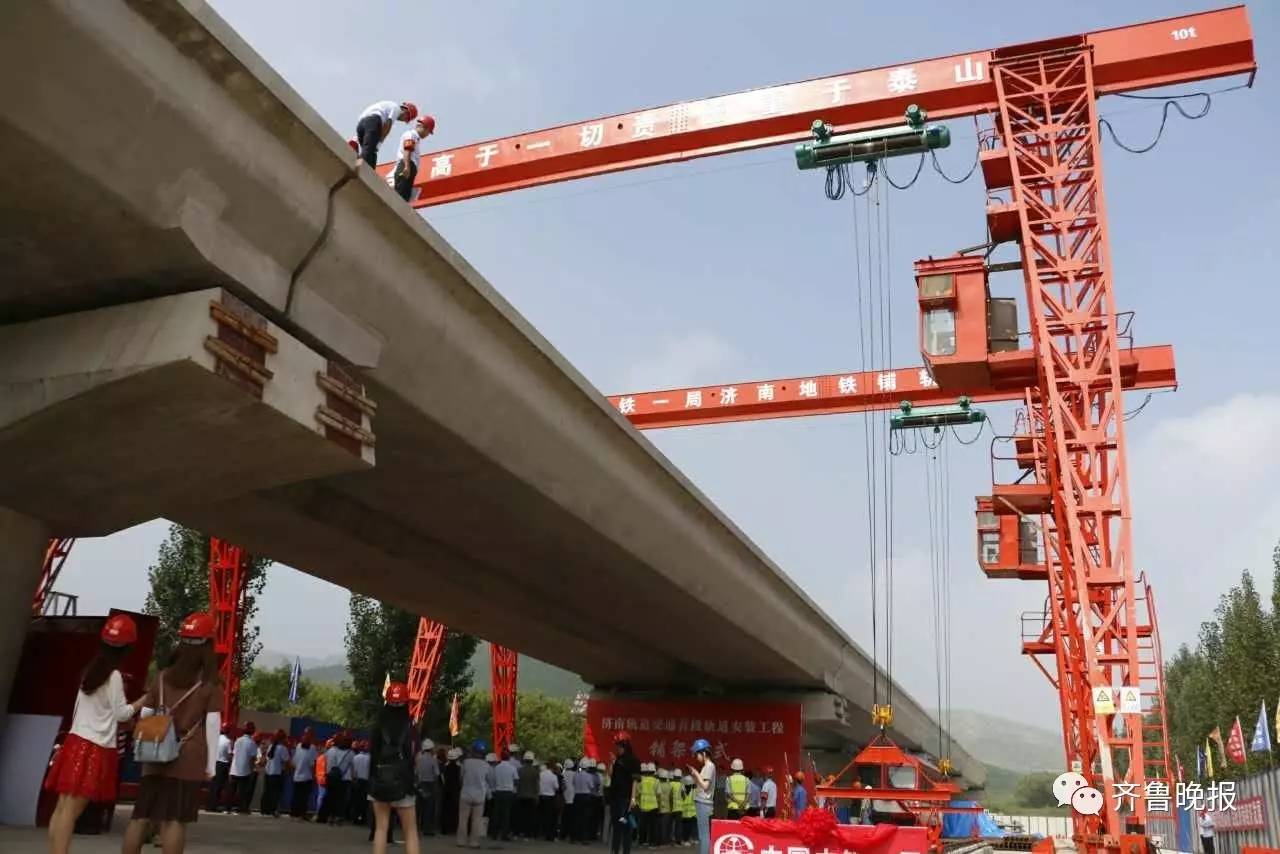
44,611,845,854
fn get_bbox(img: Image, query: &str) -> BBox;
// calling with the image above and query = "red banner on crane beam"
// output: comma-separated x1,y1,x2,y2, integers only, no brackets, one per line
397,7,1253,206
609,345,1175,430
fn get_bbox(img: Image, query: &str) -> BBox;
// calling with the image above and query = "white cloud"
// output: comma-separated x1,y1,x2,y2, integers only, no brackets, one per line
620,330,742,392
1129,393,1280,652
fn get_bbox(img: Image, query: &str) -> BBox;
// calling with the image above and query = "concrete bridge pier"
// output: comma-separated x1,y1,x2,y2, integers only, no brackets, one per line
0,509,52,713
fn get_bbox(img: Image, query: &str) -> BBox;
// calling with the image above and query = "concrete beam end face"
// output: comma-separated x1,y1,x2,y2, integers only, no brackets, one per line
0,289,375,534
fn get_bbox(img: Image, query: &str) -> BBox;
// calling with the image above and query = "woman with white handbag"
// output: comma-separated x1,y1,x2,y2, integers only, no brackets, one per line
121,612,223,854
43,614,147,854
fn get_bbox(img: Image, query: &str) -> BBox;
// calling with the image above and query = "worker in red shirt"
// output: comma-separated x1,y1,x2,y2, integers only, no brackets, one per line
349,100,419,168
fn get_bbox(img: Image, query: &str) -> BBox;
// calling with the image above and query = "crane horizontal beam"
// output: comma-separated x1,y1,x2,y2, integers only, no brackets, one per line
609,344,1175,430
399,6,1253,207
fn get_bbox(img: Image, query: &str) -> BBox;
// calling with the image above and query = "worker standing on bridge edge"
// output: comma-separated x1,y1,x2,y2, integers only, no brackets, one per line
389,113,437,202
44,614,146,854
349,100,419,168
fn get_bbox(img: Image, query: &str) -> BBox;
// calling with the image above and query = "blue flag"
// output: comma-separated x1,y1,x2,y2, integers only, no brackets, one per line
289,656,302,704
1252,700,1273,753
1196,744,1205,779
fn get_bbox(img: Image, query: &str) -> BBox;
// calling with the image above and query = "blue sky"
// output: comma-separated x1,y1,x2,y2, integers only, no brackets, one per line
61,1,1280,729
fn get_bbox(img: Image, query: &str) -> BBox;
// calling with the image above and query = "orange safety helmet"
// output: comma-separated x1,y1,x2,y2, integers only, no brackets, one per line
385,681,410,706
400,101,419,122
179,612,215,641
101,614,137,647
613,731,632,744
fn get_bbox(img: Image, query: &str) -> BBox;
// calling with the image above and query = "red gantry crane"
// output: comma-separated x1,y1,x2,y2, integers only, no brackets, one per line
387,7,1254,853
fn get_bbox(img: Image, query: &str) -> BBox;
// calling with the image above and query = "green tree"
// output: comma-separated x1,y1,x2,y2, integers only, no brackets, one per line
142,523,269,679
343,595,479,730
1012,771,1058,808
240,663,358,724
456,690,583,760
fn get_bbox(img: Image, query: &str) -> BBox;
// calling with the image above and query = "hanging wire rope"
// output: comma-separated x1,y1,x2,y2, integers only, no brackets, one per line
930,147,980,184
825,162,877,200
882,153,925,190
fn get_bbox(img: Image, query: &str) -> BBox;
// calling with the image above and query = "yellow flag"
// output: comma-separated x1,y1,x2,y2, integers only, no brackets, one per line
449,693,461,737
1275,695,1279,744
1205,738,1214,779
382,672,391,699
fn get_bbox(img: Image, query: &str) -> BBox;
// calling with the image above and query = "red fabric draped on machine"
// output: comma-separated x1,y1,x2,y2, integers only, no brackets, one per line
712,814,929,854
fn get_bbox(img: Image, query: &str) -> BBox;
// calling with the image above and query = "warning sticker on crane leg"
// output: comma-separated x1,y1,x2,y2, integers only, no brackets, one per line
1119,687,1142,714
1093,687,1116,714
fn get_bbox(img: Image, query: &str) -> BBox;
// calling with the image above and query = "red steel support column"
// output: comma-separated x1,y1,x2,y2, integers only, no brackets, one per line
208,537,247,726
993,42,1155,841
30,537,76,617
407,617,449,723
490,645,518,752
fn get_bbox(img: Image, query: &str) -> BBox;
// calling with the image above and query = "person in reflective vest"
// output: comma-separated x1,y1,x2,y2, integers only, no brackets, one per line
656,769,673,847
666,771,684,844
680,776,697,846
636,763,660,847
724,759,750,820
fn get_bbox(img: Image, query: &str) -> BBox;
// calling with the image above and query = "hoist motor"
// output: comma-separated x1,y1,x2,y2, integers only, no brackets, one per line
891,396,986,431
795,105,950,170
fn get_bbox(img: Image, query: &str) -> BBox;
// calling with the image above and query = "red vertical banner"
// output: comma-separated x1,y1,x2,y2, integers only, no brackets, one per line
585,698,802,778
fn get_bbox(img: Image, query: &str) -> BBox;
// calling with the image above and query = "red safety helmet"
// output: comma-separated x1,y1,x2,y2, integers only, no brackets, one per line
385,681,409,706
178,612,215,641
763,765,774,776
101,614,137,647
416,114,436,134
613,731,632,744
400,101,419,122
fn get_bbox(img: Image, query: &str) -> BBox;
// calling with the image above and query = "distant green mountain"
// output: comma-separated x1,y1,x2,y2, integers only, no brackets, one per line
949,709,1062,774
284,645,588,697
469,643,589,698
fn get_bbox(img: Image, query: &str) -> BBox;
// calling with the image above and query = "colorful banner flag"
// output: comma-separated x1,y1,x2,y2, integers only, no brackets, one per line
449,693,461,737
1176,754,1185,784
382,672,391,699
1205,738,1214,779
288,655,302,704
1252,701,1273,753
1227,716,1248,764
1210,726,1227,767
1275,695,1279,745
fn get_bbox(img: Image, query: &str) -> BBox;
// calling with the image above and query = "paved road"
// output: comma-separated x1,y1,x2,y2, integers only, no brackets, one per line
0,807,612,853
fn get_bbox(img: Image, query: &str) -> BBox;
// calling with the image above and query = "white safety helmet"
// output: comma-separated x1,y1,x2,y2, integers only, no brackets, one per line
565,759,576,769
583,757,596,770
486,752,498,763
683,775,694,786
731,758,744,771
658,768,670,780
523,750,535,761
422,738,435,751
508,743,520,754
448,747,462,760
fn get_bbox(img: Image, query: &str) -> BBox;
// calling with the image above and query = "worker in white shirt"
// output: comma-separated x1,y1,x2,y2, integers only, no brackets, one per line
416,738,440,836
229,722,260,814
560,759,577,840
389,113,437,202
260,730,291,817
44,615,145,854
760,768,778,819
574,757,595,842
209,724,233,812
351,739,372,826
490,748,518,841
350,100,419,168
290,729,318,819
538,764,560,840
459,741,491,848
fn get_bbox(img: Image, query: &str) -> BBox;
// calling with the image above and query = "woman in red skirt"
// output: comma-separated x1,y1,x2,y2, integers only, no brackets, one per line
44,613,146,854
